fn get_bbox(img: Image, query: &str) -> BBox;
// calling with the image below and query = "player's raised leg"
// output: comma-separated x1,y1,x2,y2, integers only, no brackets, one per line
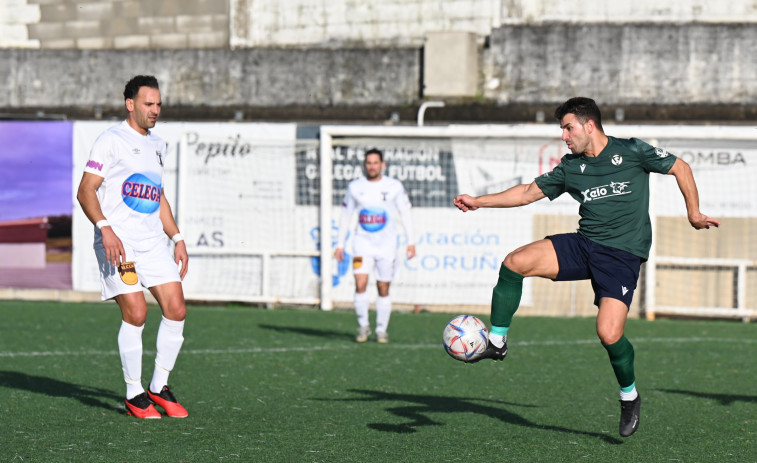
469,239,559,363
146,282,188,418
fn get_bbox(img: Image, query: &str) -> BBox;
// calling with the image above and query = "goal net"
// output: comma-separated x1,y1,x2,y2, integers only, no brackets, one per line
176,124,757,320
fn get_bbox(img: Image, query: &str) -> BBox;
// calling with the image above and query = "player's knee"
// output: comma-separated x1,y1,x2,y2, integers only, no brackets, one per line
166,304,187,322
503,252,528,275
597,327,623,345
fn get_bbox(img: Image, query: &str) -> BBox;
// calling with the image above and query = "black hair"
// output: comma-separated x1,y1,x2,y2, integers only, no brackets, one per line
364,148,384,162
554,97,604,131
123,75,160,100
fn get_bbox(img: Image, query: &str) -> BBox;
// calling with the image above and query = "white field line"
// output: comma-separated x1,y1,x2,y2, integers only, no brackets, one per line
0,336,754,358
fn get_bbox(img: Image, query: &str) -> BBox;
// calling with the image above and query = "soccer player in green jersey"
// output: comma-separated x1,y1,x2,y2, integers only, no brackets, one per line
453,97,720,437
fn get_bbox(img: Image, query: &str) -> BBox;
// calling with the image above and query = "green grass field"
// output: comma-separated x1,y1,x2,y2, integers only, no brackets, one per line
0,299,754,462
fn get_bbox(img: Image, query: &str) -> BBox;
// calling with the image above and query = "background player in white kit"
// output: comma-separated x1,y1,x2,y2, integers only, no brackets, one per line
77,75,189,419
335,149,415,343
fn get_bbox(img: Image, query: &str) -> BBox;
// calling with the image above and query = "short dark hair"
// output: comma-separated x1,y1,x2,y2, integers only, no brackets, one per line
554,97,603,131
364,148,384,162
123,75,160,100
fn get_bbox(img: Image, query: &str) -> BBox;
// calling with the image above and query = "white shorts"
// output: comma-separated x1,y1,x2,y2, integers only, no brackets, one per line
95,234,181,300
352,253,398,282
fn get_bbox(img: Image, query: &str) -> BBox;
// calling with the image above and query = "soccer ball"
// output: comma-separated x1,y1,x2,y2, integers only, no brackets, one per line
442,315,489,362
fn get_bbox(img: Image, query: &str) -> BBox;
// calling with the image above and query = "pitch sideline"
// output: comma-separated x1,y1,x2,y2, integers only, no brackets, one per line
0,336,753,358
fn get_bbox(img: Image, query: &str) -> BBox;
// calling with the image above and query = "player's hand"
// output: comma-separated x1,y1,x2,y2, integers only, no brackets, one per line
101,227,126,267
406,244,416,260
453,194,479,212
334,247,345,262
689,212,720,230
174,240,189,279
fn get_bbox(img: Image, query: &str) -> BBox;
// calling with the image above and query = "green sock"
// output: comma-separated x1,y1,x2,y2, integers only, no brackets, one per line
602,336,636,389
490,264,524,331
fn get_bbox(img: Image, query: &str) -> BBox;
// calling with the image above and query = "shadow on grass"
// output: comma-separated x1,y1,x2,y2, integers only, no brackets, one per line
318,389,623,444
258,323,354,341
0,370,122,412
658,388,757,405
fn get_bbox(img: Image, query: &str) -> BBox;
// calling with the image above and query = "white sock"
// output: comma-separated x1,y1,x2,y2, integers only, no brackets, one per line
150,316,185,393
375,295,391,333
118,320,145,400
354,291,370,328
620,387,639,401
489,333,506,348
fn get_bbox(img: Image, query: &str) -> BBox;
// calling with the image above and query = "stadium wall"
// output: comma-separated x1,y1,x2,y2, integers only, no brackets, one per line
4,1,757,50
2,23,757,121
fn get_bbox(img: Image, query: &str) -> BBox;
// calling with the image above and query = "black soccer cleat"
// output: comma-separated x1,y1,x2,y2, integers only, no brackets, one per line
619,394,641,437
465,339,508,363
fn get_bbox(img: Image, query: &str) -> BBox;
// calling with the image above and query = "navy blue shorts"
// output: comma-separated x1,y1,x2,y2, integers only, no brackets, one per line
548,233,642,308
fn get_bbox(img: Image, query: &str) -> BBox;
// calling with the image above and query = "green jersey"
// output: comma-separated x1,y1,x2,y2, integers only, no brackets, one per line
534,136,677,259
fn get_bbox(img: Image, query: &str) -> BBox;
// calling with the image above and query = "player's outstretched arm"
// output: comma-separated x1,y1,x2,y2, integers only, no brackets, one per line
667,158,721,230
454,181,546,212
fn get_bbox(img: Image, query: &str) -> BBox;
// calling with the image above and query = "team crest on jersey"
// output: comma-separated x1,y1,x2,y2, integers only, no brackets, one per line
611,154,623,166
655,148,669,158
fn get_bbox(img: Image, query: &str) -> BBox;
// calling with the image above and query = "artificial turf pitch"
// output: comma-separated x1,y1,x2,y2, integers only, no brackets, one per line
0,299,754,462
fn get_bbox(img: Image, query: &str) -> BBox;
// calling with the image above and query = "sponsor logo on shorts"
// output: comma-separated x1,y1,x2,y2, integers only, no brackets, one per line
119,262,138,285
353,256,363,270
581,181,631,202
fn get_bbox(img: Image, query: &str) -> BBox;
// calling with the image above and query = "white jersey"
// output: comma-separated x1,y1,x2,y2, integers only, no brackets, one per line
83,120,167,247
337,176,413,256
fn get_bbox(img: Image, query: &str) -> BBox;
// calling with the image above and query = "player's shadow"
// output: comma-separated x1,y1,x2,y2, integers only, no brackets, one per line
258,323,355,341
318,389,623,444
0,370,122,412
657,388,757,406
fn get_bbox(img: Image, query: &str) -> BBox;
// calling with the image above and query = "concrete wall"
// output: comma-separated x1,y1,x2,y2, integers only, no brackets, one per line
0,48,420,109
0,0,228,49
5,1,757,50
484,23,757,106
1,2,756,121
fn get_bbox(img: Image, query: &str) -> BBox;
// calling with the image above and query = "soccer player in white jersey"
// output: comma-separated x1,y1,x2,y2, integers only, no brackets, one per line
77,75,189,419
335,149,415,343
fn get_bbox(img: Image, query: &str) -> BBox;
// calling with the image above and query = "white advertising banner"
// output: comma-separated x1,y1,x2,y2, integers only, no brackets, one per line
72,121,297,297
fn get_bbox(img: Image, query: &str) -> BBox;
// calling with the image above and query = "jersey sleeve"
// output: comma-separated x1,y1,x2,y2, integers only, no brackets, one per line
336,182,357,248
632,138,678,174
534,156,568,201
83,132,114,178
393,181,414,244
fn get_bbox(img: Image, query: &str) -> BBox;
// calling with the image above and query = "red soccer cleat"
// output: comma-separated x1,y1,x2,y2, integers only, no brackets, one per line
147,385,188,418
125,392,161,419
